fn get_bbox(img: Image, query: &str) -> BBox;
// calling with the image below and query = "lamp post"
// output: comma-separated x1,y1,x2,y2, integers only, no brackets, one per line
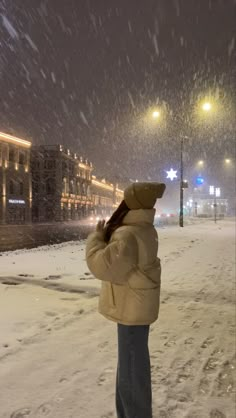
179,137,184,227
150,100,214,227
179,100,213,227
209,185,221,223
179,136,189,227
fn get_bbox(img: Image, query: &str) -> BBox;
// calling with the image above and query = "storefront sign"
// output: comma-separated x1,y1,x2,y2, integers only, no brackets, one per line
8,199,25,204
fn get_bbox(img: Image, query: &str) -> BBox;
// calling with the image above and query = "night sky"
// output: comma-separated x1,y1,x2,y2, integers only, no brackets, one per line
0,0,235,184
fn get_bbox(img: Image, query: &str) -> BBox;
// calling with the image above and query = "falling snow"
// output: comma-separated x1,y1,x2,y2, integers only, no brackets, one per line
152,34,160,56
40,69,47,79
24,33,39,52
1,15,19,39
0,2,234,207
51,72,56,83
228,37,235,57
80,111,89,126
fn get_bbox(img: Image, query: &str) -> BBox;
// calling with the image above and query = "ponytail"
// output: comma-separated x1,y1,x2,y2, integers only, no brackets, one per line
104,200,130,243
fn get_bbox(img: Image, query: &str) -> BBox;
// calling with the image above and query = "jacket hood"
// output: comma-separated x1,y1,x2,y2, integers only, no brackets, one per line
124,182,166,210
122,209,155,226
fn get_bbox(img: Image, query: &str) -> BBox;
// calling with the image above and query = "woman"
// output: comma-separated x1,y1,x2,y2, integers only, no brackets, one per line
86,182,166,418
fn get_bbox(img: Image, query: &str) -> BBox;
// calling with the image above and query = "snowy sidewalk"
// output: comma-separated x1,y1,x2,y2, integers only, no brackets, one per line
0,220,235,418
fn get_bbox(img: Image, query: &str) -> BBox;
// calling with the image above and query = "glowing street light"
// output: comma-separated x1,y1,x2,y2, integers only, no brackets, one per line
225,158,231,164
198,160,204,166
152,110,160,119
202,102,212,112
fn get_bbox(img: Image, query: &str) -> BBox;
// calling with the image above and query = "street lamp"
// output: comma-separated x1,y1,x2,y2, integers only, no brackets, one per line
225,158,231,164
202,102,212,112
152,110,160,119
179,100,213,226
148,99,215,227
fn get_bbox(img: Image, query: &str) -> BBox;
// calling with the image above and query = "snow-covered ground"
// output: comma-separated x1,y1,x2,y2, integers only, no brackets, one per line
0,220,235,418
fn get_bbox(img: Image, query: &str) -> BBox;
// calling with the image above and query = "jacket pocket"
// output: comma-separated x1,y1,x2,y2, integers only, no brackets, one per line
100,282,116,308
128,266,161,290
110,283,116,306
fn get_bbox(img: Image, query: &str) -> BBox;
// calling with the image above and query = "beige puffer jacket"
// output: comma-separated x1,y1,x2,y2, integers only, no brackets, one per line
86,209,161,325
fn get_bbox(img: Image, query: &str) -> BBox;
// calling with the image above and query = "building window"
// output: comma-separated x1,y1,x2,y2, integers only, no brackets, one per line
19,153,25,165
9,180,14,194
19,181,23,195
44,159,56,170
34,159,40,169
69,180,74,194
77,182,81,195
33,180,39,193
81,183,87,195
62,161,68,173
62,177,67,194
46,178,55,194
9,149,15,162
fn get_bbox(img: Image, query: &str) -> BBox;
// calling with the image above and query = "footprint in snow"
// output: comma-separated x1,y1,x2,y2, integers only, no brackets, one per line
44,275,61,280
10,409,31,418
98,340,109,349
44,311,57,317
199,375,211,395
35,402,52,416
213,356,235,397
201,337,215,348
164,339,176,347
97,368,114,386
158,410,169,418
176,359,194,384
19,274,34,277
204,357,222,372
101,413,114,418
191,319,202,329
209,409,226,418
184,337,194,345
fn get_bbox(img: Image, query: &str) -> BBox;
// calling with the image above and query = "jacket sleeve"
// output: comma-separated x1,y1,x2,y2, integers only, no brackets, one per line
86,229,138,283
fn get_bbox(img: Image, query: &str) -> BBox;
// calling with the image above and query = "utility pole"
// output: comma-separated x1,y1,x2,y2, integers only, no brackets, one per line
179,137,184,227
209,186,220,224
214,193,217,224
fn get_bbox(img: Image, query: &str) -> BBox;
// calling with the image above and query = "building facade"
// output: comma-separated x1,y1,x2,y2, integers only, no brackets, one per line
91,176,124,217
31,145,93,222
31,145,124,222
192,197,228,217
0,132,32,224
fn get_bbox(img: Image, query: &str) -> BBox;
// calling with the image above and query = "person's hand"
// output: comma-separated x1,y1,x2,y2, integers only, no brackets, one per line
96,219,106,233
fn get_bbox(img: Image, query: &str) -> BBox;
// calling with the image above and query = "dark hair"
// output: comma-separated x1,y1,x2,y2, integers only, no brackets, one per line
104,200,130,243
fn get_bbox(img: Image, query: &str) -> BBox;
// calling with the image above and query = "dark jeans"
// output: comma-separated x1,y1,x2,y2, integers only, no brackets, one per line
116,324,152,418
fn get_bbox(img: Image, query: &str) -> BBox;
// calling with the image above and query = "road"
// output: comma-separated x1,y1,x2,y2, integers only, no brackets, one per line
0,217,228,252
0,222,94,252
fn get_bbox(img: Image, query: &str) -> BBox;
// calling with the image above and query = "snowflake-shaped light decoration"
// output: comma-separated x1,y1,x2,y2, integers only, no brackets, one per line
166,168,178,181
